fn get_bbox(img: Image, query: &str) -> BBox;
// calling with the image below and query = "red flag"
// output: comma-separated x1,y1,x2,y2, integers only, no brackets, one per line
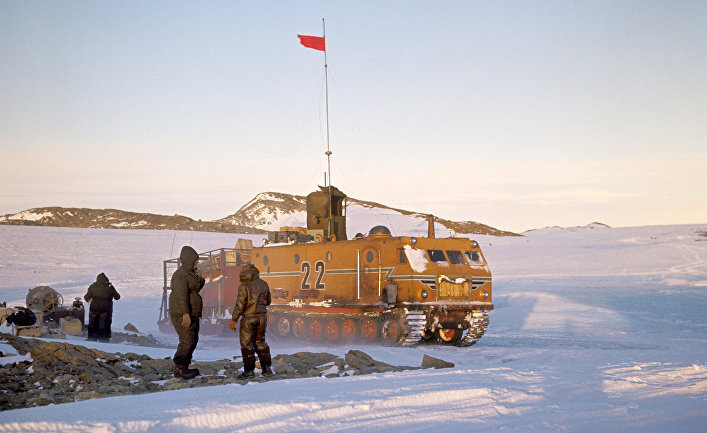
297,34,325,51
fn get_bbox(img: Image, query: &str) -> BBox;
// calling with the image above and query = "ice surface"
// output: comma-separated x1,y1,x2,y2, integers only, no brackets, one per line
0,223,705,432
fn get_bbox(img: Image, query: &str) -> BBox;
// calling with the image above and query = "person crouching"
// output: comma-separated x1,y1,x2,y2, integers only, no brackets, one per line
229,264,273,378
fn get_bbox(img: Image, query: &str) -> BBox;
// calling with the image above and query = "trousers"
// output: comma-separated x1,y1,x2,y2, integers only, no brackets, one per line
87,310,113,341
239,314,268,351
171,315,200,366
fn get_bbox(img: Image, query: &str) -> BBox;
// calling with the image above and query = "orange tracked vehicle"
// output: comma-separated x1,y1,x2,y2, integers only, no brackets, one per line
158,186,493,346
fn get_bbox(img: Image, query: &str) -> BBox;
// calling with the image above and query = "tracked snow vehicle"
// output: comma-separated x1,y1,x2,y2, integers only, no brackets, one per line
158,186,493,346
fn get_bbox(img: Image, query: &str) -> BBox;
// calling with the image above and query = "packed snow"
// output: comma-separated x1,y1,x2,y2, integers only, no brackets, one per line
0,223,705,432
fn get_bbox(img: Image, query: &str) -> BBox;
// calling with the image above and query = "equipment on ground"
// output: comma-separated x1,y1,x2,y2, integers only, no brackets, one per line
25,286,85,326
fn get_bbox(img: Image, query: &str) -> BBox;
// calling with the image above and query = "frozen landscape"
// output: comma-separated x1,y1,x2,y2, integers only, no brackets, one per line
0,222,705,432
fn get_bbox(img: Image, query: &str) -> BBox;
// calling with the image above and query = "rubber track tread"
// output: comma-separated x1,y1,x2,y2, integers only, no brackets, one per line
457,311,489,347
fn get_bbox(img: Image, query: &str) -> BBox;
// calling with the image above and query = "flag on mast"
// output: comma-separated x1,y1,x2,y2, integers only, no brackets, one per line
297,34,325,51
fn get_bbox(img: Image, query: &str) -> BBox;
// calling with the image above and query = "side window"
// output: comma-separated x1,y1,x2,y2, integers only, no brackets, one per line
427,249,447,263
398,249,407,264
465,251,484,264
446,250,466,264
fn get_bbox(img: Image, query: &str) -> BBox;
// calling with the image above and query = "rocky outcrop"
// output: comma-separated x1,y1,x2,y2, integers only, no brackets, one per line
421,354,455,369
0,335,453,412
108,331,173,348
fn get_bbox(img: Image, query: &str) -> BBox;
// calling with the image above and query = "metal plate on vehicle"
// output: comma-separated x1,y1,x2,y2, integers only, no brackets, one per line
437,278,471,299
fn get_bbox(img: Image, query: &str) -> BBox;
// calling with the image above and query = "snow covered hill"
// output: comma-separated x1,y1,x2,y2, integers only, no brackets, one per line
216,191,519,237
0,191,519,237
215,192,307,230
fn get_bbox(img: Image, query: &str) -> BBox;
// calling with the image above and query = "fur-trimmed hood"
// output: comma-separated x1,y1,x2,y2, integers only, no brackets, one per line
239,265,260,283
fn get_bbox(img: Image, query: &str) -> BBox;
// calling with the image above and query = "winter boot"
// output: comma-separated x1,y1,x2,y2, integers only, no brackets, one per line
238,370,256,379
174,364,199,380
238,348,256,379
174,364,185,378
256,347,274,376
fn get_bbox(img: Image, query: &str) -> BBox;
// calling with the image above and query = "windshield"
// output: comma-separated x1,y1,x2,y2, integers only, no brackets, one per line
464,251,484,265
427,249,447,263
446,250,466,264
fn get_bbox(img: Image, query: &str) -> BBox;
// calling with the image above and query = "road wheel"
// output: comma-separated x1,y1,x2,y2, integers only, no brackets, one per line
340,319,357,342
292,317,306,339
381,319,402,344
420,329,435,343
308,319,323,342
360,318,379,343
324,319,339,343
436,328,462,344
276,316,290,338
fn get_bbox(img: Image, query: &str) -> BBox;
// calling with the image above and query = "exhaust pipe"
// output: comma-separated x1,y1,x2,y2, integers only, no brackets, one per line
427,214,435,238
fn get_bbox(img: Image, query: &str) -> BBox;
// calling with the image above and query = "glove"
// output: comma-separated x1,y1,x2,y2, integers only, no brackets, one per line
228,320,237,331
182,314,191,328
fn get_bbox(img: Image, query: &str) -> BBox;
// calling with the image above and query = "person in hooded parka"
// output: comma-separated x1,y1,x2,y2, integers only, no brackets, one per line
84,272,120,342
229,264,273,378
168,245,205,379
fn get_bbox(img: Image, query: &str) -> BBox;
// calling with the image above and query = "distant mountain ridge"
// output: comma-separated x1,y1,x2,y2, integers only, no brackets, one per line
0,207,264,234
522,222,612,234
0,191,519,237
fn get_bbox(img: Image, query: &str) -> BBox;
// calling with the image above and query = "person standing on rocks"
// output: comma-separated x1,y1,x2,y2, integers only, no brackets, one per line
229,264,273,378
84,272,120,342
169,246,205,379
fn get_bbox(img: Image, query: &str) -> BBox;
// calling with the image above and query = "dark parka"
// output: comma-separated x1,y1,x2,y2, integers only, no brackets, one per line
231,265,271,321
84,273,120,341
169,246,205,369
169,246,205,318
84,273,120,313
232,265,271,352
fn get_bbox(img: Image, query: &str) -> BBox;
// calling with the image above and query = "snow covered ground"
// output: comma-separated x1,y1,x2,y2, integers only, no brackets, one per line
0,223,705,432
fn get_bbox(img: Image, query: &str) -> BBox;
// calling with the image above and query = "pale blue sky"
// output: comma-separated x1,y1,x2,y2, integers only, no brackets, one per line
1,1,705,232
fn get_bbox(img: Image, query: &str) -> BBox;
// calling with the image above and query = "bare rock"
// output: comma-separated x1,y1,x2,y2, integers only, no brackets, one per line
123,323,139,333
0,335,431,412
272,352,339,377
137,358,174,375
107,332,172,348
345,350,401,374
421,354,454,369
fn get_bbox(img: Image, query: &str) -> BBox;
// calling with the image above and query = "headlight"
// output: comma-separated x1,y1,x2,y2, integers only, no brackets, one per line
471,240,478,248
482,291,489,299
421,290,428,298
410,237,417,245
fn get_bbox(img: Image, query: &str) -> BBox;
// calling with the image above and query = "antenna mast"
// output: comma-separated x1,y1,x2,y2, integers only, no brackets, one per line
322,18,333,239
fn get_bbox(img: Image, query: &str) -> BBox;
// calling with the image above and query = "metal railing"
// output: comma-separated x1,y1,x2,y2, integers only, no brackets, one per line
158,247,250,321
